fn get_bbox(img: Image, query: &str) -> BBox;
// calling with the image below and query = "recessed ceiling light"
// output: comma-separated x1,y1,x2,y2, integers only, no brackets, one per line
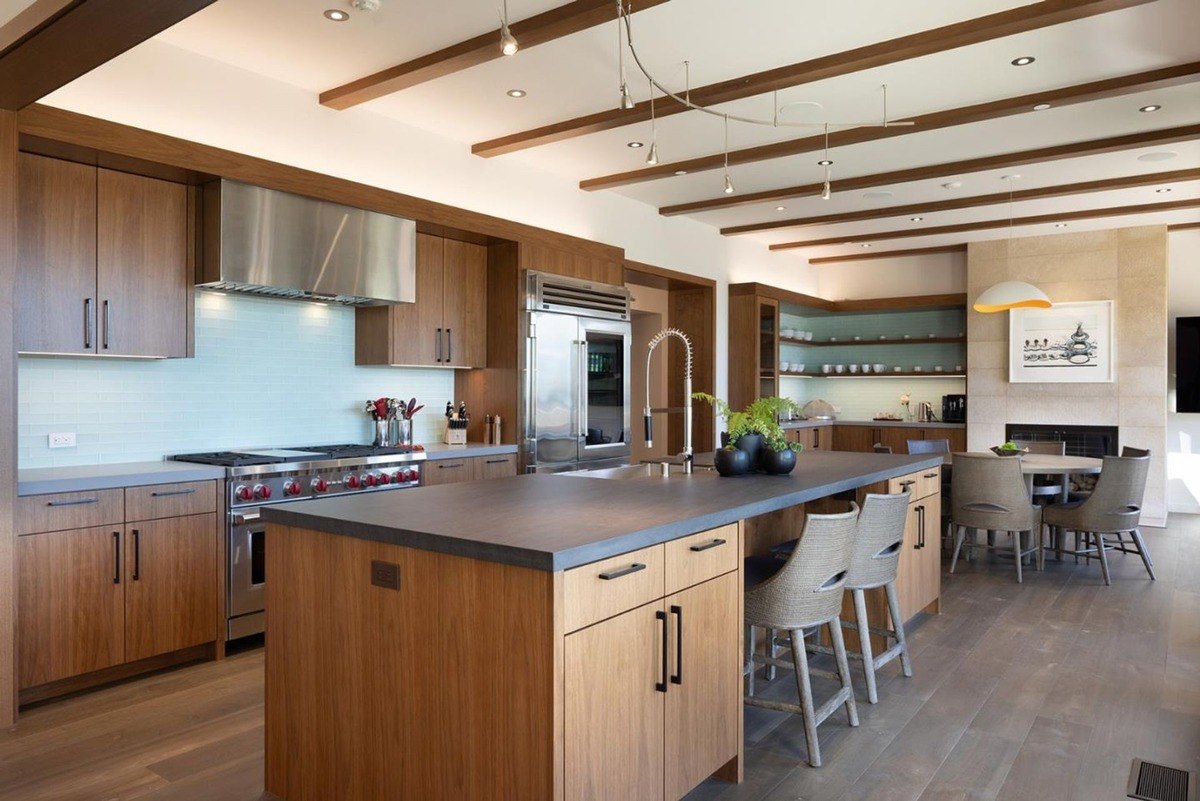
1001,174,1021,181
910,216,924,222
775,205,787,212
861,243,872,248
1156,187,1172,193
1033,103,1052,111
1011,56,1036,66
506,89,526,98
817,159,833,166
863,190,894,199
1054,223,1068,228
1139,104,1162,113
674,170,687,176
323,8,349,21
626,141,644,149
1138,151,1178,162
942,181,963,190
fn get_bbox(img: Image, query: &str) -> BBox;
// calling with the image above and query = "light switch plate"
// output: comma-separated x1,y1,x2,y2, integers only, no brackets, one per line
48,432,76,449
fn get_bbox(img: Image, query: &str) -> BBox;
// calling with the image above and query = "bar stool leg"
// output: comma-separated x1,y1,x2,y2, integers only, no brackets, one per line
1130,528,1157,580
850,588,878,704
766,627,778,681
745,625,757,696
1094,532,1111,586
827,618,859,728
789,629,822,768
884,581,912,678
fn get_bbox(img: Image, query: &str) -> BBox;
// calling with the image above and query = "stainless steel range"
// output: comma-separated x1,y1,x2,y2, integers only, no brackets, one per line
171,444,427,640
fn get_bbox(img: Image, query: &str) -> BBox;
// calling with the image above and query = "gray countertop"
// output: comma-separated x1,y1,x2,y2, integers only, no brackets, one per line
421,442,519,460
781,419,965,430
262,451,942,572
18,461,227,496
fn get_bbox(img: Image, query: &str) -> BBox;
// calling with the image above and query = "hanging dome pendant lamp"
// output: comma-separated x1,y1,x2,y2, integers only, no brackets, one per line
973,176,1053,314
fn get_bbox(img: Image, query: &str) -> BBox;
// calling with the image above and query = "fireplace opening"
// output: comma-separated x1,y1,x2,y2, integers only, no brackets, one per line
1005,424,1119,493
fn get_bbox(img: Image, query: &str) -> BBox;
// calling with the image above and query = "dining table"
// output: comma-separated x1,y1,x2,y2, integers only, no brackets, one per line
942,452,1104,502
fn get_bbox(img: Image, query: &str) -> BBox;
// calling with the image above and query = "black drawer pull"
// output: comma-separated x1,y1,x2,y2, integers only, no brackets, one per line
655,610,669,693
598,562,646,581
898,480,916,488
670,604,683,685
132,529,141,580
439,463,464,469
485,459,509,464
47,497,99,507
150,488,196,498
923,472,939,479
112,531,120,584
689,538,727,552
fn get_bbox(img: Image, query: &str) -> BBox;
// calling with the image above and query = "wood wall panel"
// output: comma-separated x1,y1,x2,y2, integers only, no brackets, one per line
0,109,16,725
669,285,716,452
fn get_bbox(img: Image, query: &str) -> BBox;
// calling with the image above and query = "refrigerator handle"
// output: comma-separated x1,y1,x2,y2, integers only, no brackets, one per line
579,340,589,439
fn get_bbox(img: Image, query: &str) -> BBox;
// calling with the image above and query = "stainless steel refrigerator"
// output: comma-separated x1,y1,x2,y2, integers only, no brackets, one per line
522,271,632,473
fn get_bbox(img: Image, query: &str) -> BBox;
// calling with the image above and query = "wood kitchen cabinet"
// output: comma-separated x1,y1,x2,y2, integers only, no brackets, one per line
785,425,828,451
16,154,191,358
476,453,518,479
355,233,487,368
17,526,125,688
124,513,217,662
422,453,518,485
834,424,965,454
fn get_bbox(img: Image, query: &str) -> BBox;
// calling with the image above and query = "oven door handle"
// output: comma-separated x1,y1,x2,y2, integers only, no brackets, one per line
233,512,261,525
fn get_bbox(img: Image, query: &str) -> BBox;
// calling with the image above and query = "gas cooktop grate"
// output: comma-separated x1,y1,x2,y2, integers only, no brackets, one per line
171,452,292,467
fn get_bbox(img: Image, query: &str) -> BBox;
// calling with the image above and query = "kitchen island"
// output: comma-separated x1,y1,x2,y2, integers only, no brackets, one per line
261,451,942,801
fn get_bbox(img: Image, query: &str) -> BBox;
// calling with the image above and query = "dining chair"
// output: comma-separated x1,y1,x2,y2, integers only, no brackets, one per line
949,454,1043,582
744,506,860,768
873,444,892,454
908,439,950,455
1043,451,1153,584
807,492,912,704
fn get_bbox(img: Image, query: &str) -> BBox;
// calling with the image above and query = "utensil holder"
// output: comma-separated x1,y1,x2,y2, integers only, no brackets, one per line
373,419,389,447
391,418,413,447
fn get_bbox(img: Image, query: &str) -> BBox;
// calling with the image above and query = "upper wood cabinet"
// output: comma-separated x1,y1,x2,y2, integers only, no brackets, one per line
356,233,487,368
16,154,192,358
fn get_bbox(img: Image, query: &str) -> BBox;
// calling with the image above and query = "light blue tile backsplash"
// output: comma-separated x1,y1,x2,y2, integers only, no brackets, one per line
781,376,967,422
18,292,456,467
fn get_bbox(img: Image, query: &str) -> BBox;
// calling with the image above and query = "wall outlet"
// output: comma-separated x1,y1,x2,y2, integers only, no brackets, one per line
48,432,76,449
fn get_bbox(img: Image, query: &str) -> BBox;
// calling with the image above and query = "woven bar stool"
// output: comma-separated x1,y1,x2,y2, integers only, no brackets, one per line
807,492,912,704
744,506,860,768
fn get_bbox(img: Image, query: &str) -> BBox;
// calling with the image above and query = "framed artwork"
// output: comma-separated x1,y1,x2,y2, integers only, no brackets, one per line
1008,300,1115,383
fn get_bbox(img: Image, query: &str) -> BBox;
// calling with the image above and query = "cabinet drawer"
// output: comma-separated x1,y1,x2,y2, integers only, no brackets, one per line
16,489,124,535
563,545,664,633
125,481,216,521
664,525,738,596
887,471,921,500
423,458,478,486
477,454,517,480
916,466,942,500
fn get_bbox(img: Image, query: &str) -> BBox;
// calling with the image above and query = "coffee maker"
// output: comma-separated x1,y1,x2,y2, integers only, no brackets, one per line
942,394,966,423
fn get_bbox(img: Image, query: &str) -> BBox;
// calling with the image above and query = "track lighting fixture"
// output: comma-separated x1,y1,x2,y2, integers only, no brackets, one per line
646,141,659,165
819,124,832,200
722,114,734,194
724,174,735,195
499,0,518,55
646,78,659,164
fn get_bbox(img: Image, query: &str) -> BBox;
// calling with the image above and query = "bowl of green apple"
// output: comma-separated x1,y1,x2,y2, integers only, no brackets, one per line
990,441,1029,457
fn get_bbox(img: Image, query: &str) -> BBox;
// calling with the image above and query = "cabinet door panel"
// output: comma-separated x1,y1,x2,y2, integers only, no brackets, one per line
665,572,740,800
442,239,487,368
896,502,922,622
96,169,188,357
16,153,97,354
879,427,927,456
833,425,874,452
124,513,217,661
917,494,942,614
18,526,124,688
476,454,516,480
422,458,479,486
564,602,664,801
389,233,444,365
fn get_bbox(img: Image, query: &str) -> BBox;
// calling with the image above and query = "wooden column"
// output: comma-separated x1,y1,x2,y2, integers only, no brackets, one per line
0,109,18,726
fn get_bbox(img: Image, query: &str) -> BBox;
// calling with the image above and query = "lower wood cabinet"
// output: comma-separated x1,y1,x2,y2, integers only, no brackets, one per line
477,453,518,480
18,526,125,688
834,424,966,454
124,514,217,662
422,453,518,486
784,425,828,451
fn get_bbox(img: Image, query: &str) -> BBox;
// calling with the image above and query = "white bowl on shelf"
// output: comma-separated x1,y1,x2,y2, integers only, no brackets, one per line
804,332,813,341
834,364,846,374
873,364,886,373
793,363,805,373
860,363,871,373
780,361,791,372
822,364,833,374
782,328,795,338
849,364,859,373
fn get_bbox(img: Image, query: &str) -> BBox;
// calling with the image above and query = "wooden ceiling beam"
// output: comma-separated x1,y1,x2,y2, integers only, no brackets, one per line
472,0,1157,158
808,245,968,265
723,168,1200,235
320,0,670,110
0,0,216,111
769,198,1200,250
661,124,1200,216
579,62,1200,191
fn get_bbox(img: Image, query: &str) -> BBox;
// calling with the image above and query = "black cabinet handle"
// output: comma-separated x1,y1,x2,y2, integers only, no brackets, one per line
814,428,820,449
112,531,120,584
436,327,443,362
598,562,646,581
655,610,669,693
689,538,727,552
485,458,508,465
132,529,141,581
102,299,111,350
84,298,93,349
47,497,99,507
439,462,464,469
670,604,683,685
915,506,925,549
446,328,452,362
923,472,939,479
150,488,196,498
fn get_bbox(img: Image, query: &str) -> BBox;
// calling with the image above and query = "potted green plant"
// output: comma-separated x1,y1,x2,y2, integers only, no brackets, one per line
692,392,758,475
693,393,803,474
747,396,805,475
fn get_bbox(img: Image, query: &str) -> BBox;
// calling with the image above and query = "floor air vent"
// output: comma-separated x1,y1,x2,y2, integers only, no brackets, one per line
1127,758,1197,801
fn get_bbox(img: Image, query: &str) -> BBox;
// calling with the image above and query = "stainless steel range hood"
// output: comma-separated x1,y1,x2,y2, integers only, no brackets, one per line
199,180,416,306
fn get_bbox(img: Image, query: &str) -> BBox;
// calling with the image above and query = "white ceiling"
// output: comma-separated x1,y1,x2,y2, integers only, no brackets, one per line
151,0,1200,256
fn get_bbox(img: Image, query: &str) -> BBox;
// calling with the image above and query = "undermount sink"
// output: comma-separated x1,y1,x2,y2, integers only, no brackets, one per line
573,462,714,480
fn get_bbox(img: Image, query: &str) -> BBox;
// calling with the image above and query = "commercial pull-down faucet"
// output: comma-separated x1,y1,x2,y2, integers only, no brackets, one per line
643,328,693,474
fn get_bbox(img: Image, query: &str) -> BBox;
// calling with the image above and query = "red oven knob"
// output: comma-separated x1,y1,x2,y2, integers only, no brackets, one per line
311,478,328,493
364,473,378,487
345,474,361,489
390,471,405,483
402,469,416,483
284,481,301,496
378,472,391,485
254,484,272,500
235,485,253,502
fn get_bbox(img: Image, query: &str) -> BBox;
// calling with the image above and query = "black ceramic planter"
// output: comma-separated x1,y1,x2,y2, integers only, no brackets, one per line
733,433,764,468
761,447,797,475
714,447,751,476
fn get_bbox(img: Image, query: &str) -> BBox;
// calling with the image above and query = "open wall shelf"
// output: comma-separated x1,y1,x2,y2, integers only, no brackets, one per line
780,371,966,378
780,335,965,348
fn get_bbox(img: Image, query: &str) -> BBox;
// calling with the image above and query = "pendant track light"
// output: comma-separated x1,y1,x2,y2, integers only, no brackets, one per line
819,124,832,200
646,78,659,164
499,0,518,55
722,114,734,194
616,2,634,109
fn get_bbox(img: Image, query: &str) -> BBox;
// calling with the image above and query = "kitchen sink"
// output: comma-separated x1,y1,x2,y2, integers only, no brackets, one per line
571,462,714,480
